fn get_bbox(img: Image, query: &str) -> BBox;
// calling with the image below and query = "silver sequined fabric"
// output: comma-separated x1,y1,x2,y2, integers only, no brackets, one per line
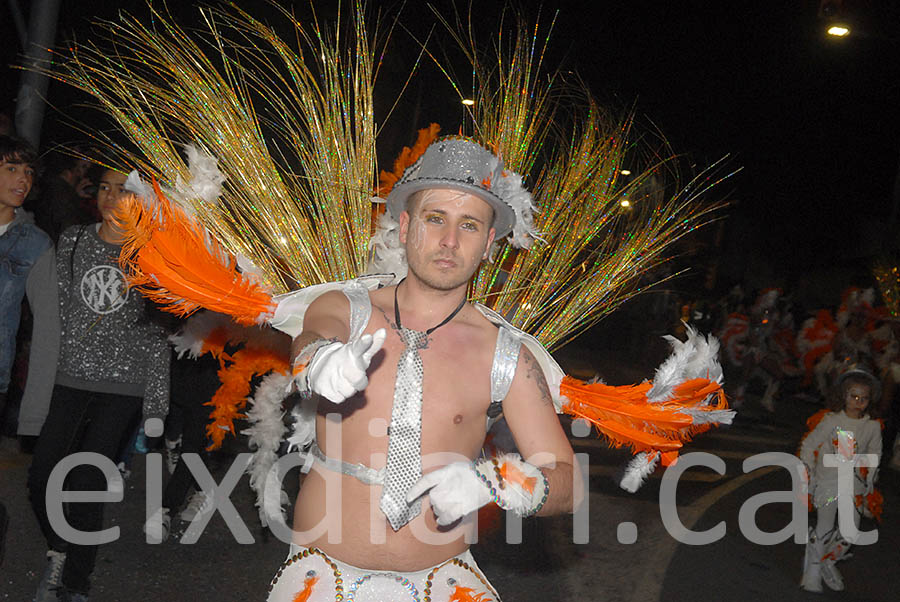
380,327,428,530
54,225,170,420
491,326,520,404
343,280,372,340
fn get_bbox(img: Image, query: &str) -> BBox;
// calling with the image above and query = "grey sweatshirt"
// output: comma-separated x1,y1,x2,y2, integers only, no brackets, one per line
20,224,169,433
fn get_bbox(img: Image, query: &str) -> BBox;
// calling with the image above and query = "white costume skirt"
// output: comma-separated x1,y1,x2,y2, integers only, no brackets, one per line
266,544,501,602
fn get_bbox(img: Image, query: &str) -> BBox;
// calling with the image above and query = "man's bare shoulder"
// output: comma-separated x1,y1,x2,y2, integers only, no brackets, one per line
456,303,502,349
508,344,554,408
303,289,351,338
368,285,395,316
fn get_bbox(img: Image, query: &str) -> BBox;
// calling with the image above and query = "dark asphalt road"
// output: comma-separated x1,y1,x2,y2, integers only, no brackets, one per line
3,365,899,601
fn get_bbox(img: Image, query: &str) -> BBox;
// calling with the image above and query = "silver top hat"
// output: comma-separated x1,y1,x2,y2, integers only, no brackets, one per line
386,136,518,239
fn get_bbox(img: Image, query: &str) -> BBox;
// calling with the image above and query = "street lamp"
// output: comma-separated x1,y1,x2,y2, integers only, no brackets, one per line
827,25,850,37
461,98,475,106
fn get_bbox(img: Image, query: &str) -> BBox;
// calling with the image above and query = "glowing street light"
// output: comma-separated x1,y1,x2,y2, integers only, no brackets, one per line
620,169,632,176
620,199,631,208
461,98,475,106
827,25,850,37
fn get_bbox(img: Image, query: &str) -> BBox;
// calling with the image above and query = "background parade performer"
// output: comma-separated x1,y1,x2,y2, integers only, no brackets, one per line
799,364,882,593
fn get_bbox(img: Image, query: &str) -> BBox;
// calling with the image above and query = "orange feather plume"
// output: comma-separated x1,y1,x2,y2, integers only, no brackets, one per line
115,183,276,326
560,375,728,460
205,345,290,450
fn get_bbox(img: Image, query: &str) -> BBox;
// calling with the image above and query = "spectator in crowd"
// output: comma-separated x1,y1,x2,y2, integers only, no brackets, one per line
34,151,94,243
23,167,170,602
0,136,54,440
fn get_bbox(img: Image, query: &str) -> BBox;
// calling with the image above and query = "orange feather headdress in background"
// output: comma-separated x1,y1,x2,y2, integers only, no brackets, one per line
377,123,441,197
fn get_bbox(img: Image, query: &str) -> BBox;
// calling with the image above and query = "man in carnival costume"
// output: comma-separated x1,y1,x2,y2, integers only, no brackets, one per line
266,138,577,600
38,5,736,600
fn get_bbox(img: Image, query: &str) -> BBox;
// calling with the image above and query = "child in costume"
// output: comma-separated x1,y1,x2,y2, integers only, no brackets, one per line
798,364,882,593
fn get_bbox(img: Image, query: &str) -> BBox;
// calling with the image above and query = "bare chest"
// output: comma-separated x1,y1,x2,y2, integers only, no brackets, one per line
374,323,492,423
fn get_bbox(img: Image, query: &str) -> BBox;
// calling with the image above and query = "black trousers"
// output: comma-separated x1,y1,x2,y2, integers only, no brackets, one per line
162,354,219,510
28,385,141,594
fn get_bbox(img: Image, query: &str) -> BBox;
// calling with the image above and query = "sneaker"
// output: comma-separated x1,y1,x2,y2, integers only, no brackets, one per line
34,550,66,602
53,586,89,601
821,561,845,591
165,437,182,475
107,464,126,496
143,507,171,543
179,490,214,521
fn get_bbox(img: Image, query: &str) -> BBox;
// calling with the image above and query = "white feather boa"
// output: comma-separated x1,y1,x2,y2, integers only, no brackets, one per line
175,143,227,206
242,370,292,529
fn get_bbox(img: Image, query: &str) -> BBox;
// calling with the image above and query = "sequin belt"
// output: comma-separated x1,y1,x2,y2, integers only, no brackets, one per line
309,441,386,486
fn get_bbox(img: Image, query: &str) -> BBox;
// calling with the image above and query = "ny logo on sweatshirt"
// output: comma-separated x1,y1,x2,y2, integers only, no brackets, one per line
81,264,130,314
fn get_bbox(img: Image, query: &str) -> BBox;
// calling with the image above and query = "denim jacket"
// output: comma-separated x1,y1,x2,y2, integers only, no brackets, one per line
0,210,52,392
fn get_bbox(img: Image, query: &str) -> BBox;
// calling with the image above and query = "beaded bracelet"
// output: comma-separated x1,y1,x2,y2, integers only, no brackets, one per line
473,457,549,517
523,468,550,517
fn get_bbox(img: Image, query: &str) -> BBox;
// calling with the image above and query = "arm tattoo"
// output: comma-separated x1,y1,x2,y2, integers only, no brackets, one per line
523,349,553,406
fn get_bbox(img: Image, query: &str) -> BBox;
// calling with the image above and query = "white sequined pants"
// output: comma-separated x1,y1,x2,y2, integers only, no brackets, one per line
266,544,501,602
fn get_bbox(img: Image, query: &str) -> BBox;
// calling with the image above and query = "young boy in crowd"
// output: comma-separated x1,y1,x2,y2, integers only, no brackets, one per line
0,136,55,437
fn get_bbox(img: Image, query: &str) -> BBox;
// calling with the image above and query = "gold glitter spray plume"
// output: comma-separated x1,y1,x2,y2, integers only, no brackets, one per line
431,8,732,350
38,0,380,292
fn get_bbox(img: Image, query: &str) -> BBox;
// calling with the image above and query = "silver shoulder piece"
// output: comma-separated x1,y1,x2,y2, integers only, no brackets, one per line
269,274,393,338
474,302,567,414
486,325,521,431
342,279,374,341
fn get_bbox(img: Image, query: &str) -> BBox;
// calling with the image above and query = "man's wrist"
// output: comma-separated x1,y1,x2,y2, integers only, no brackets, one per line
294,337,340,369
291,337,339,395
473,454,549,517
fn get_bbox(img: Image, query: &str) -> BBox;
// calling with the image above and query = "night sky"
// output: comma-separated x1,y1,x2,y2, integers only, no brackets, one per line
3,1,900,298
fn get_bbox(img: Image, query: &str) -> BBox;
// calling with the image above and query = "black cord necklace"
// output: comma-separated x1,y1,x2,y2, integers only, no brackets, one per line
393,279,467,335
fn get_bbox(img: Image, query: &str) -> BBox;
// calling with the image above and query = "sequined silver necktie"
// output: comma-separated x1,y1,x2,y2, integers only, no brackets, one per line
380,327,429,530
380,282,466,531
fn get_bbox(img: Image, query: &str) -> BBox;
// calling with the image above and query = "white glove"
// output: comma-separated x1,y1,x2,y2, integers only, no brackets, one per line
406,462,491,526
305,329,386,403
